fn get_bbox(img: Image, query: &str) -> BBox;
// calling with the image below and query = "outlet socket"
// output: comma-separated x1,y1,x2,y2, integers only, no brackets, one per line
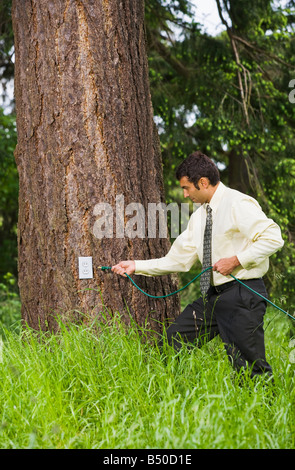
78,257,93,279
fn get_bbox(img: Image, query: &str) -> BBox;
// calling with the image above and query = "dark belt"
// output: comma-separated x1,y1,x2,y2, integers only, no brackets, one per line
212,280,238,294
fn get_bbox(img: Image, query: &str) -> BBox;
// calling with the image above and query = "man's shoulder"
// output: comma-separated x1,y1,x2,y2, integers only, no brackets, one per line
223,184,260,207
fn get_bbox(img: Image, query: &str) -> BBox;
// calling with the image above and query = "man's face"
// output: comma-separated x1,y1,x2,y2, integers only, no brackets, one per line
179,176,209,204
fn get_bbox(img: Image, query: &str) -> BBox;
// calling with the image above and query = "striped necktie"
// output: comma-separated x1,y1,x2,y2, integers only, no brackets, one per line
200,205,212,295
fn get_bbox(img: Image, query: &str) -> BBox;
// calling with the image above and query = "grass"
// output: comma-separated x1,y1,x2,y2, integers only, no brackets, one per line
0,297,294,449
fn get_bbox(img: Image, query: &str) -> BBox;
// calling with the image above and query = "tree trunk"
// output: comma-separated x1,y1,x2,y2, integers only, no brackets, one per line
228,149,251,194
12,0,180,332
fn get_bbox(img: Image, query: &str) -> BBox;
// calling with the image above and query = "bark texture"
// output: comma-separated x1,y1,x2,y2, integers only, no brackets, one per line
12,0,180,331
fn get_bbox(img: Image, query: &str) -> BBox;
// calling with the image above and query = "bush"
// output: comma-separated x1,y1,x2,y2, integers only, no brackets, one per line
0,272,21,334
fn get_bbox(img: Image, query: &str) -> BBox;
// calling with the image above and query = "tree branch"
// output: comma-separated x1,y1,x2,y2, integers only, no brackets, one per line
215,0,250,126
231,34,292,69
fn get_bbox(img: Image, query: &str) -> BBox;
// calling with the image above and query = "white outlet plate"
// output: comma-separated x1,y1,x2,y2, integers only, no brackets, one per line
78,257,93,279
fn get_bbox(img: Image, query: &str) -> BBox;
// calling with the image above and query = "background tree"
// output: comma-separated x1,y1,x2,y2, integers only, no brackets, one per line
11,0,179,331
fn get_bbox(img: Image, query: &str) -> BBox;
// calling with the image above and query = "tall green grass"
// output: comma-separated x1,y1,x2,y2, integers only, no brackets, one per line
0,305,294,449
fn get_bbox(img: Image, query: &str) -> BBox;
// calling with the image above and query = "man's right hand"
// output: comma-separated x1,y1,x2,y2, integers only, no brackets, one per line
111,260,135,277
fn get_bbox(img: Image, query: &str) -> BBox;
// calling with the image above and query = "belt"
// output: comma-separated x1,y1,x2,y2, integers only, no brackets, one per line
212,280,238,294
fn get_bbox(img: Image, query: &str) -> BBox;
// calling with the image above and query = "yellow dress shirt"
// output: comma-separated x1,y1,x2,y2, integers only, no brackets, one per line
134,182,284,286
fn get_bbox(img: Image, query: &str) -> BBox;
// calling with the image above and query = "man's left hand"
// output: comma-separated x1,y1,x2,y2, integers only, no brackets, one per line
213,256,240,276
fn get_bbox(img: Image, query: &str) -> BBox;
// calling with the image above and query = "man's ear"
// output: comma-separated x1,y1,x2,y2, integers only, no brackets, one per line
199,177,210,188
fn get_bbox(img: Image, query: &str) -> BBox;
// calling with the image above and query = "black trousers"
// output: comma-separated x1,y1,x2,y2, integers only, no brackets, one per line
162,278,272,378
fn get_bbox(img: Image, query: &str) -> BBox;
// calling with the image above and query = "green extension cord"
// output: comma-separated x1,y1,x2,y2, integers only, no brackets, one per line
98,265,295,322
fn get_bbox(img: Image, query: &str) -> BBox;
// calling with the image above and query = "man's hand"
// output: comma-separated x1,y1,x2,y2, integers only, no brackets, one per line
213,256,240,276
111,260,135,277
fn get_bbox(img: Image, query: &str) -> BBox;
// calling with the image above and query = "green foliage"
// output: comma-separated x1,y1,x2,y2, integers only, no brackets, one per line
0,273,21,335
0,0,14,85
264,159,295,300
0,0,17,284
0,107,18,282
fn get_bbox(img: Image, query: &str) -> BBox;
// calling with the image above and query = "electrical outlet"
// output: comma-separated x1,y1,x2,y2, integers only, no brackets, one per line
78,257,93,279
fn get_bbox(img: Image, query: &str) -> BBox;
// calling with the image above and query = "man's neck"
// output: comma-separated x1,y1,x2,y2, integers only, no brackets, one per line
207,181,220,203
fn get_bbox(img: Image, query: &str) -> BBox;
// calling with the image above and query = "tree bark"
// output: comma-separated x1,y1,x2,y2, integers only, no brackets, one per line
228,149,250,194
12,0,180,332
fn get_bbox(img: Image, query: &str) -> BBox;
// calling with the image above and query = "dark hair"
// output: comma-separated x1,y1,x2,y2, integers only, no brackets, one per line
176,151,220,187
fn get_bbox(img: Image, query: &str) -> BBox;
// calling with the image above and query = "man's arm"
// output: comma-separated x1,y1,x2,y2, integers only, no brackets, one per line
112,210,199,277
213,196,284,278
232,198,284,270
213,198,284,278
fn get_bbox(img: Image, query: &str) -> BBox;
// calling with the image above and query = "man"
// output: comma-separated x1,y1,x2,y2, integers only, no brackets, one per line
112,151,284,378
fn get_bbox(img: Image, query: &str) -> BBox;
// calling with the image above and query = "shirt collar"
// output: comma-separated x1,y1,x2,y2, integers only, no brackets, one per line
206,181,226,213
